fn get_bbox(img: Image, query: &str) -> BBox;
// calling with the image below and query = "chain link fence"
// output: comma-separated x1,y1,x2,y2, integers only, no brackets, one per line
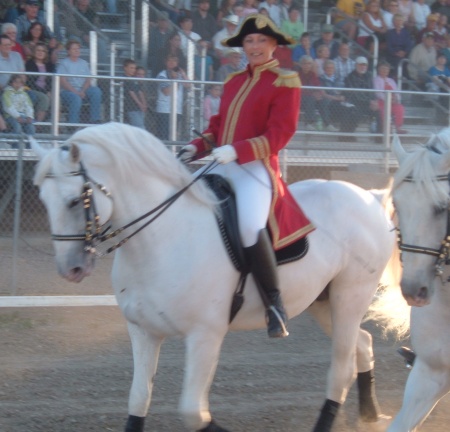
0,68,447,295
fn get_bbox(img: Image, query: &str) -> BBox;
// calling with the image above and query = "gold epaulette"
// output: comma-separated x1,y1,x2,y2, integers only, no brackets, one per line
271,67,301,89
224,69,247,84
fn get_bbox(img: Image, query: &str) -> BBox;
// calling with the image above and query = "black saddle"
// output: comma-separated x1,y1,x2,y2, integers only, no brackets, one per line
203,174,309,322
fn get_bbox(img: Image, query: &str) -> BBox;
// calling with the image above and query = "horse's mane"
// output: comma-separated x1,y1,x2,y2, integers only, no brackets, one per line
35,123,217,209
390,137,449,209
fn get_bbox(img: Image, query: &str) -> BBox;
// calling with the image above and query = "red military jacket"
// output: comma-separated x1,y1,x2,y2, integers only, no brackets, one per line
191,59,314,250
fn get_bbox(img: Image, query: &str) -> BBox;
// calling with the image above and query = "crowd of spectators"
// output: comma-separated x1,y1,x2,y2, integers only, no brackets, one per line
0,0,449,139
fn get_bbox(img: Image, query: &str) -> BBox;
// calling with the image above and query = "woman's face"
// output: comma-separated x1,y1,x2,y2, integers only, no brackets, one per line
34,46,47,61
378,65,390,77
31,24,43,39
243,33,277,68
5,29,16,42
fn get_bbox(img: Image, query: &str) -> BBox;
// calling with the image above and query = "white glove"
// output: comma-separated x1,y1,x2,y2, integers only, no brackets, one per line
212,145,237,164
178,144,197,162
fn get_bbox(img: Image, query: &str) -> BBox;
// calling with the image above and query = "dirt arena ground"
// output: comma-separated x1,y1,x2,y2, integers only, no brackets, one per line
1,238,450,432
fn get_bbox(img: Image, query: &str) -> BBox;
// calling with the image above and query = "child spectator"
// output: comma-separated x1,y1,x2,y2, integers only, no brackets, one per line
123,59,147,130
203,84,221,121
374,61,407,133
155,54,191,140
292,32,316,64
314,44,330,76
2,74,35,135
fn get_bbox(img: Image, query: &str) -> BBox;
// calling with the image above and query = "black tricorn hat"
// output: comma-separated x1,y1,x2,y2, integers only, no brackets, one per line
221,14,295,47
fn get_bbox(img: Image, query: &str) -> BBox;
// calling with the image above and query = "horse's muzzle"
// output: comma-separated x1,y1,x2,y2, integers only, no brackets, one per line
402,285,431,307
58,254,95,283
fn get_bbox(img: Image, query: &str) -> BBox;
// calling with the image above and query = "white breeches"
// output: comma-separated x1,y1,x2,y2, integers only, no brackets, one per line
207,160,272,247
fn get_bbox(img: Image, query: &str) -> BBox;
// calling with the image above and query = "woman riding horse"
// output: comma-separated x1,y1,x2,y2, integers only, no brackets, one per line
180,14,314,338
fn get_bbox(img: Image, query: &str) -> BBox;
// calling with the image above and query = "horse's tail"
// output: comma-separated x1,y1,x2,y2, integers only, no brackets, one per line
364,187,411,340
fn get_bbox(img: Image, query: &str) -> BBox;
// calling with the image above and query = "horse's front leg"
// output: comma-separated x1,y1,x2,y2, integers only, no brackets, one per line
125,322,164,432
388,358,450,432
180,329,230,432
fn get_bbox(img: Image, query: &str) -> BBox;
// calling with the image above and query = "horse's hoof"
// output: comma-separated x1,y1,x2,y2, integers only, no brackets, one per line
197,419,230,432
356,414,392,432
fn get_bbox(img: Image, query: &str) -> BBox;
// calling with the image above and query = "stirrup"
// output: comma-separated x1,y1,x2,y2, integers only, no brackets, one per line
267,305,289,338
397,346,416,369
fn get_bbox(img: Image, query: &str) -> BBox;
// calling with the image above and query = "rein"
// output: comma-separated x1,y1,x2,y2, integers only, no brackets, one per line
396,164,450,278
46,153,218,257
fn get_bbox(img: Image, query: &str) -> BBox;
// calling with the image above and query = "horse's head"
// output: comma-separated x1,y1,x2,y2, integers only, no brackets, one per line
31,135,113,283
392,134,450,306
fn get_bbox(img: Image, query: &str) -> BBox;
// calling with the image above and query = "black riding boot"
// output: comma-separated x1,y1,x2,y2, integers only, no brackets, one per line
245,229,289,338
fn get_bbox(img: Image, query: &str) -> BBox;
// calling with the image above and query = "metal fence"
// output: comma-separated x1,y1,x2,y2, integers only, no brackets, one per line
0,69,446,296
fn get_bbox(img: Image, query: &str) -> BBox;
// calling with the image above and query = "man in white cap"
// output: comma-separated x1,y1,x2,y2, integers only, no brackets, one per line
212,14,239,64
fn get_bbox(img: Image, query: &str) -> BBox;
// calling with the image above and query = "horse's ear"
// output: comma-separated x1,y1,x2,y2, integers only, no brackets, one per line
70,143,81,163
29,136,49,160
392,134,408,164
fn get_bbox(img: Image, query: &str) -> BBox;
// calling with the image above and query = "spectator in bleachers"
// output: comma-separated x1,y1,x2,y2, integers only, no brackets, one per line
374,60,407,133
25,42,55,96
412,0,432,33
292,31,316,64
357,0,388,52
122,58,147,130
148,12,172,77
334,42,355,87
2,22,25,60
431,0,450,21
333,0,364,41
314,44,330,76
319,59,350,132
408,31,438,86
178,16,201,56
0,1,20,25
280,5,304,44
398,0,415,32
258,0,281,27
213,14,239,65
215,47,242,81
426,51,450,92
194,38,214,80
58,40,102,124
65,0,108,63
385,13,413,72
382,0,399,30
203,83,221,121
155,54,190,140
416,14,444,43
297,55,326,131
192,0,218,51
342,56,380,138
241,0,258,19
279,0,291,23
155,31,187,77
15,0,53,43
437,14,448,39
216,0,237,28
0,33,48,122
2,73,35,135
313,24,339,59
22,22,60,64
442,33,450,65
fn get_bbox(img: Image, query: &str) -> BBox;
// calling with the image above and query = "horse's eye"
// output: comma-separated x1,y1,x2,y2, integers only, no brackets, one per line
434,204,447,216
68,197,81,209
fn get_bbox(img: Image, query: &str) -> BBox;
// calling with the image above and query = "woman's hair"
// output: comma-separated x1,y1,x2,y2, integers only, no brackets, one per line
2,22,17,34
8,73,22,86
25,22,45,42
299,55,313,65
32,41,49,61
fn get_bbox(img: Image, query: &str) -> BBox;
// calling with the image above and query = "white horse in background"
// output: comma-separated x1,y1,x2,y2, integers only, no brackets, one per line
373,129,450,431
31,123,397,432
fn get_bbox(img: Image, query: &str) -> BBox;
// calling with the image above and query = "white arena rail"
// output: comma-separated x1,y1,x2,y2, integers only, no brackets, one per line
0,295,118,307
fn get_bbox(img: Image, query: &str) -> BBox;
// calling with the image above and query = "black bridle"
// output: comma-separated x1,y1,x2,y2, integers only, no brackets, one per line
45,156,217,257
396,171,450,278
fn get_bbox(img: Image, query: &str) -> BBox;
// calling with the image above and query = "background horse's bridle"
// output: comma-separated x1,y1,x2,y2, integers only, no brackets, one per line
396,169,450,279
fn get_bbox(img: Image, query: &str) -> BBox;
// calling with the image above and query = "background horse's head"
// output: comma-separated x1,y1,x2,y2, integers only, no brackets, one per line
392,133,450,306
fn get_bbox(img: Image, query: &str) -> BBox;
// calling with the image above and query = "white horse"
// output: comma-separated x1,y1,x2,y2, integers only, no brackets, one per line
31,123,396,432
376,129,450,432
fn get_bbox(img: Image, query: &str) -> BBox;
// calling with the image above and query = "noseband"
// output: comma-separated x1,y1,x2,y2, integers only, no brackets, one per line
396,168,450,279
